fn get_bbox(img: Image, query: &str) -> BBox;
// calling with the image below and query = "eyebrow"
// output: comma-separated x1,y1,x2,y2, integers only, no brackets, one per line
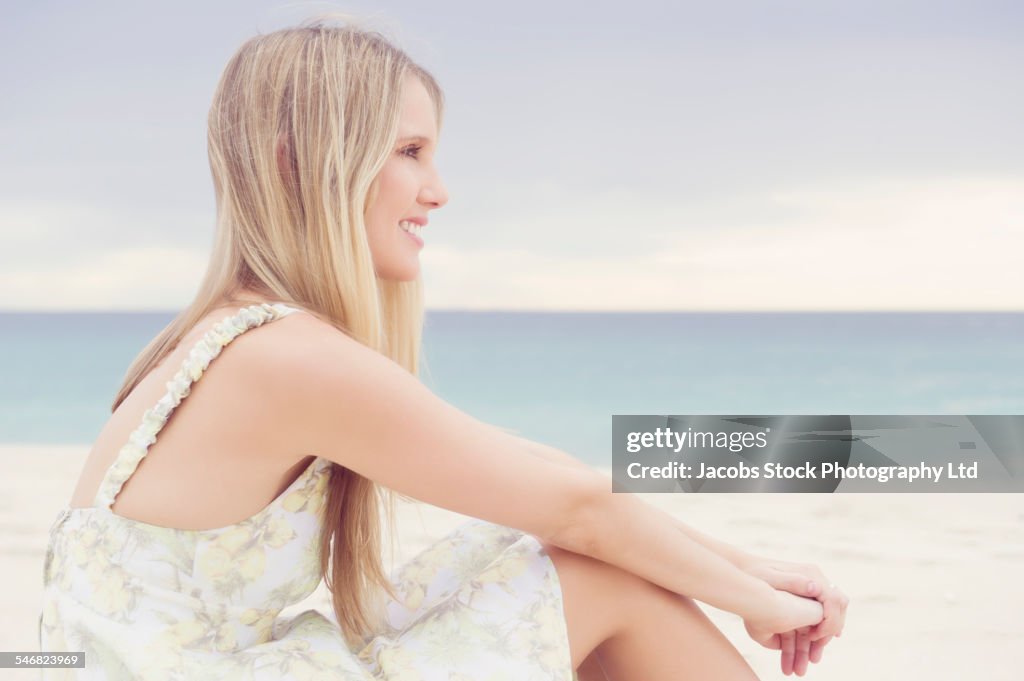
397,135,434,144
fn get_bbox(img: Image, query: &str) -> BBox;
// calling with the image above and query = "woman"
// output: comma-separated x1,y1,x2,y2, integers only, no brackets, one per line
39,17,847,681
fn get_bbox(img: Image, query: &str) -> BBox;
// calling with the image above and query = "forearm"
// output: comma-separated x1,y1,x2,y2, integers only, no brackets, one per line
672,521,756,569
518,436,756,568
517,436,770,617
579,485,776,620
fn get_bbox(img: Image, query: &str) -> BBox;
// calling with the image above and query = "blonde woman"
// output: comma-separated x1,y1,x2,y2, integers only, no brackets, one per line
39,17,847,681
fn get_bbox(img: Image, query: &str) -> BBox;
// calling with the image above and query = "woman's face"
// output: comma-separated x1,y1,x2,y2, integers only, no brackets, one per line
364,75,449,281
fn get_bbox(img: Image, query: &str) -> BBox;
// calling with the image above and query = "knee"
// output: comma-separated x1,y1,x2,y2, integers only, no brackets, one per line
541,541,670,627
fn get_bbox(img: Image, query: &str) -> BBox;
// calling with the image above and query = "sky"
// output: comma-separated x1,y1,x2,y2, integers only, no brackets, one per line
1,0,1021,311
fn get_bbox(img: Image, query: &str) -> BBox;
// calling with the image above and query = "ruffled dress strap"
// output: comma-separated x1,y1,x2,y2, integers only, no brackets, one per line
91,302,304,510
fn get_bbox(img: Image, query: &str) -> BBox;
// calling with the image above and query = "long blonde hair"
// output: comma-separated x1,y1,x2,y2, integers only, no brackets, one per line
111,16,443,647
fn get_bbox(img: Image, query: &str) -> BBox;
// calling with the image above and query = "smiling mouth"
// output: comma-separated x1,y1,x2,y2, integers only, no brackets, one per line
399,220,423,237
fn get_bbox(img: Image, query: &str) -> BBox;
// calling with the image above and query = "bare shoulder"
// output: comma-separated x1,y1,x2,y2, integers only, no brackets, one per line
217,310,393,429
223,309,369,388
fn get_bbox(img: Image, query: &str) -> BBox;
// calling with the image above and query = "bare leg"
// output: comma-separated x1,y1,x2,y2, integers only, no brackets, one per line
544,542,759,681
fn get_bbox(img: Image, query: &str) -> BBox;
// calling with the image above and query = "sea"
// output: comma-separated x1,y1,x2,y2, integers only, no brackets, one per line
1,311,1021,467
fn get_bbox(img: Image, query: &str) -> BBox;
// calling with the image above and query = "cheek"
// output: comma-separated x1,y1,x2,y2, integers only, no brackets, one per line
365,176,394,233
373,162,418,217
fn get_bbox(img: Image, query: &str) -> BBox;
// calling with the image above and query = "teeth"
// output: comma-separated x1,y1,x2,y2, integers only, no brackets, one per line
399,220,423,237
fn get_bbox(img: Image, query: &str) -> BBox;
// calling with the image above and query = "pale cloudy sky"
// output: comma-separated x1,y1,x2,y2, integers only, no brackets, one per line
1,0,1021,311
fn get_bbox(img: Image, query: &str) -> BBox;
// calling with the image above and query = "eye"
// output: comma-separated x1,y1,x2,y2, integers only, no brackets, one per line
400,144,422,159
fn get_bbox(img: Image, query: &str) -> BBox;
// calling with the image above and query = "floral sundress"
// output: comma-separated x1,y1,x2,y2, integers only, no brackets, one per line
39,302,575,680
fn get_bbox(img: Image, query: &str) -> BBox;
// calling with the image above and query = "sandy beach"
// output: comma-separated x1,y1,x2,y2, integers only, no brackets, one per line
3,445,1022,680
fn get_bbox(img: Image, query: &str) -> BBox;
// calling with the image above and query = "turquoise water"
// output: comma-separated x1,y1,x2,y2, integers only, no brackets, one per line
2,311,1022,466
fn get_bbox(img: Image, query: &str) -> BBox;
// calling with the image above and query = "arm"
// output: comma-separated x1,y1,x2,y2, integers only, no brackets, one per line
514,437,843,637
511,435,757,568
506,435,842,677
271,322,779,623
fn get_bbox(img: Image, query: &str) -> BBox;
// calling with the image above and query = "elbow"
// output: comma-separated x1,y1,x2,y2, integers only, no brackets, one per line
546,471,607,557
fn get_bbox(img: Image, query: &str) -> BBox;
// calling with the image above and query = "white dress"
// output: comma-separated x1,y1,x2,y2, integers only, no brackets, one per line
40,303,576,680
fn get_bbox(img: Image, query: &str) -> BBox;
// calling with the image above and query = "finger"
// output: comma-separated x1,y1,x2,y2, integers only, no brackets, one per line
829,588,848,636
779,574,821,599
838,590,849,637
810,586,842,640
780,630,796,676
794,627,812,676
811,585,835,639
810,635,833,664
795,577,820,598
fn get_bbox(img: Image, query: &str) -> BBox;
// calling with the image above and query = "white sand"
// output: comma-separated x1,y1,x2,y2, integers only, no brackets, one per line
3,445,1022,680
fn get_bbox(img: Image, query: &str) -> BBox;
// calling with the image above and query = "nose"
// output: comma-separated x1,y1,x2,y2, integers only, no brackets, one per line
420,171,449,210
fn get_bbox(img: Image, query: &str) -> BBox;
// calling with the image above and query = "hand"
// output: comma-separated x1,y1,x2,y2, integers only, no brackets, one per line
740,556,848,640
743,588,823,652
740,556,849,675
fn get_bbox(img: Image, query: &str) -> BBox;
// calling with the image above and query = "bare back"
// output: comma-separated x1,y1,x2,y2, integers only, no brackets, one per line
68,301,315,531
